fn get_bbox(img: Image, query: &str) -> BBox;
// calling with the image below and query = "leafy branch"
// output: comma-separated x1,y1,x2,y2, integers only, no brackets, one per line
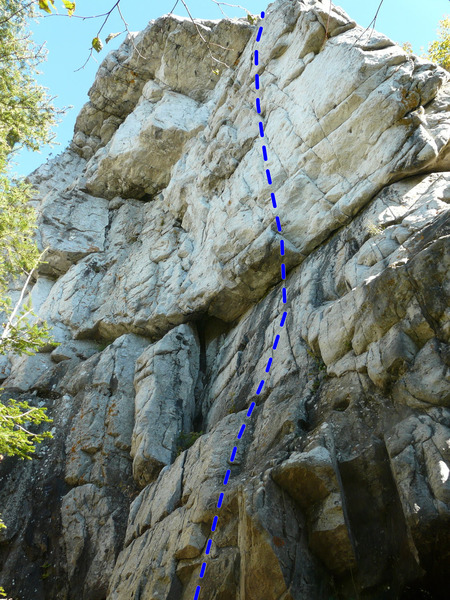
38,0,75,17
0,397,52,461
38,0,257,73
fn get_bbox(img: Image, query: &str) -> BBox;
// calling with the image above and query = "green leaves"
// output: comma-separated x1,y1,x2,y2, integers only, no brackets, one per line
0,2,58,584
38,0,55,14
38,0,75,17
0,1,58,364
0,2,57,481
176,431,203,455
61,0,76,17
0,397,53,460
92,36,103,53
404,17,450,72
428,17,450,71
401,42,413,55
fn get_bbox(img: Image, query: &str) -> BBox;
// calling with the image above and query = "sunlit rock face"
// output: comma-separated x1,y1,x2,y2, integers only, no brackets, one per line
1,1,450,599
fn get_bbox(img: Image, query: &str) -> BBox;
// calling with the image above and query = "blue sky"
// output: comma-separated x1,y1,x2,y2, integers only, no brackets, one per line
12,0,450,176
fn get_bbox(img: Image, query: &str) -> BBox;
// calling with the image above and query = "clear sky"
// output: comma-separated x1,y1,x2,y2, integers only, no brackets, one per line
12,0,450,177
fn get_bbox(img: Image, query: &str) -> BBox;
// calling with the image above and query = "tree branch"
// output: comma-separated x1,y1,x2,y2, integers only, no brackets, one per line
0,247,48,347
179,0,231,69
351,0,385,49
0,0,37,26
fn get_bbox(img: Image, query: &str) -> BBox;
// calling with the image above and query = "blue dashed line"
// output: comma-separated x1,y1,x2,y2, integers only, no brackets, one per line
194,11,290,597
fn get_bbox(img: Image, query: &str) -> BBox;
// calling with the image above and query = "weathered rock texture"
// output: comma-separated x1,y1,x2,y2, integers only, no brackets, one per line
1,1,450,598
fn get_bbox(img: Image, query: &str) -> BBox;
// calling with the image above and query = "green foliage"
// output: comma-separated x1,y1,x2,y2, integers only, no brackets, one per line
306,346,328,392
0,396,53,532
401,41,413,54
0,397,52,460
0,2,58,543
176,430,203,455
365,220,383,237
0,177,53,356
0,3,60,171
97,340,111,352
427,16,450,71
91,36,103,53
61,0,76,17
0,178,39,282
0,1,58,354
40,561,53,579
38,0,75,17
402,16,450,71
0,3,67,590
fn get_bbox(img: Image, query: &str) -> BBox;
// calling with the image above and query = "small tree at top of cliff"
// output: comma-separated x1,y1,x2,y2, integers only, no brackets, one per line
427,16,450,71
401,15,450,72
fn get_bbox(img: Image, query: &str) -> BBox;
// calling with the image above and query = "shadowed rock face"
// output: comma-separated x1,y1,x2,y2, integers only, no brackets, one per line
1,1,450,598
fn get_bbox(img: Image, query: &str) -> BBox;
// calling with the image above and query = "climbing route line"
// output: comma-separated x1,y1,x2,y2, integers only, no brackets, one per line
194,10,288,598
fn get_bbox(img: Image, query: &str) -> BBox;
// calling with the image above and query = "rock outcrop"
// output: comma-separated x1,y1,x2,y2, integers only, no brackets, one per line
1,1,449,599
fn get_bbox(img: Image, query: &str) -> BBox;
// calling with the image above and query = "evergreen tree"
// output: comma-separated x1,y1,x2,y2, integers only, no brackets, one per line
0,0,65,549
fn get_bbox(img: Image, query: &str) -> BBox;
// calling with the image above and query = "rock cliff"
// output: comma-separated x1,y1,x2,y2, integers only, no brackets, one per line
1,1,450,598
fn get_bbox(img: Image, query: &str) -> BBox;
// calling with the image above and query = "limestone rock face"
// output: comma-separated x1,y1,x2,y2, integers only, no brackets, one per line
131,323,200,486
27,151,109,278
85,87,211,199
1,1,450,599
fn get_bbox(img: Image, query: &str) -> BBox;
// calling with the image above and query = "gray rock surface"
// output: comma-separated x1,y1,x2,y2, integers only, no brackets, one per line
1,1,449,599
131,323,200,486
